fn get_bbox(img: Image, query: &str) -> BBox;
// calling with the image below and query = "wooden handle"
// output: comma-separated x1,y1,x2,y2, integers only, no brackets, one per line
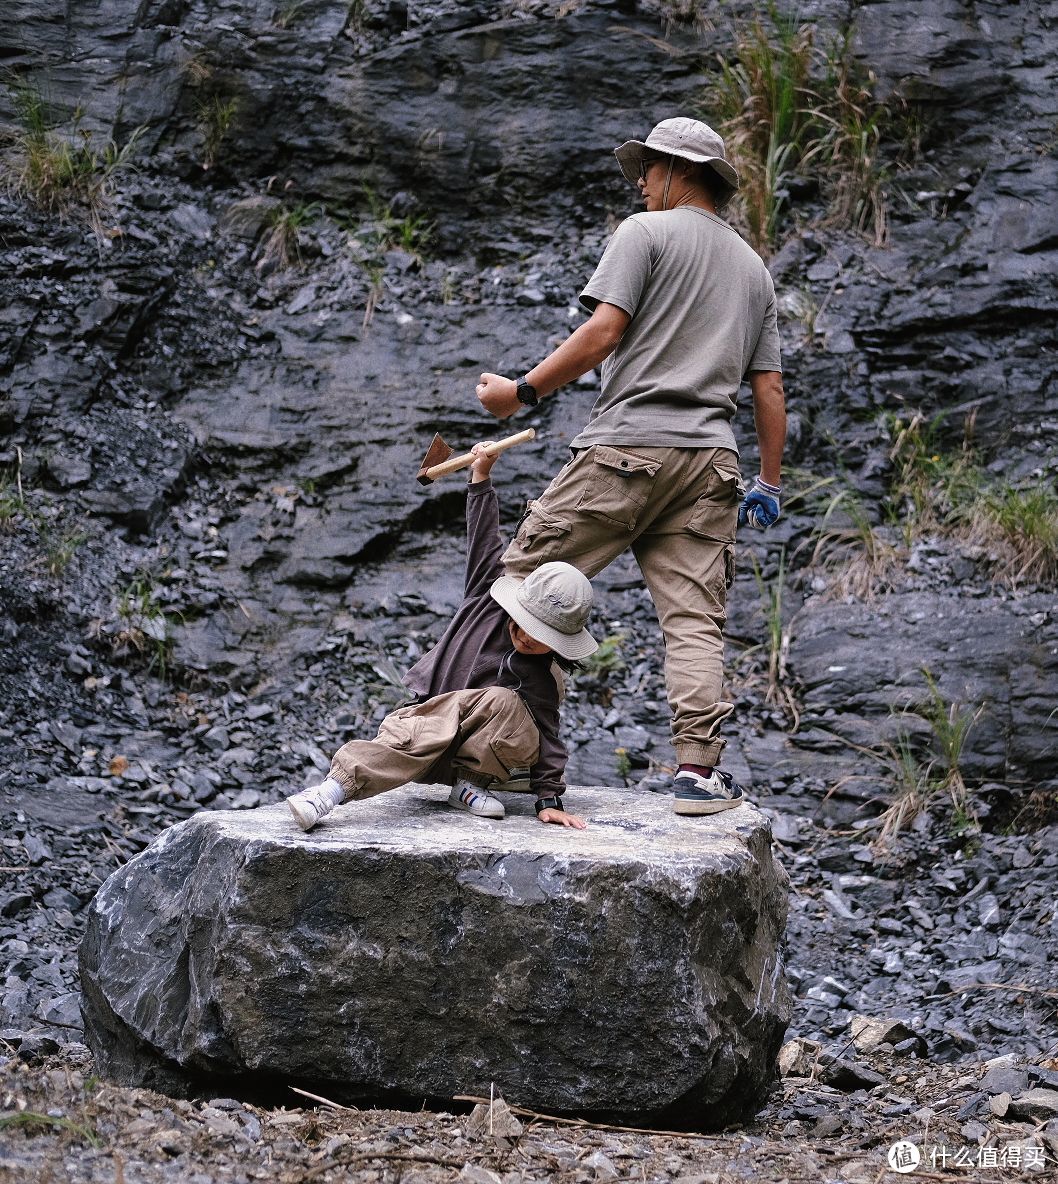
424,428,537,480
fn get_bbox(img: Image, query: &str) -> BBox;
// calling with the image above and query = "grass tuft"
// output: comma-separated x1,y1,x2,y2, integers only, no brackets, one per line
705,7,899,253
344,186,434,326
874,669,983,848
255,200,323,272
2,79,143,242
888,412,1058,587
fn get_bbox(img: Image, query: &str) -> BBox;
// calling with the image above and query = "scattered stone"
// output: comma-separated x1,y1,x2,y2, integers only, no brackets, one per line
1008,1089,1058,1122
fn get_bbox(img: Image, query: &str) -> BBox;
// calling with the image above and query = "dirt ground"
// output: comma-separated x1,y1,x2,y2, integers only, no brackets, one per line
2,1041,1056,1184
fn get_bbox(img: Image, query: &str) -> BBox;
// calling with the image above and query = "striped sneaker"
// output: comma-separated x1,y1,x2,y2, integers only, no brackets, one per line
673,768,746,816
448,779,505,819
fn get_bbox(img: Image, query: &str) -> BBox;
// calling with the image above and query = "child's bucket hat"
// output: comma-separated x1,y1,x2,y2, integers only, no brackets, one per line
491,563,598,661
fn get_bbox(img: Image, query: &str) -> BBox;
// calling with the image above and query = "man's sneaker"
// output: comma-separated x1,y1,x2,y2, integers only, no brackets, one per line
673,768,746,816
287,784,339,831
448,779,505,819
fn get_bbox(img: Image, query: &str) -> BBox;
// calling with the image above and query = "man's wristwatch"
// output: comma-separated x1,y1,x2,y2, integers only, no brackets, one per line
515,377,539,407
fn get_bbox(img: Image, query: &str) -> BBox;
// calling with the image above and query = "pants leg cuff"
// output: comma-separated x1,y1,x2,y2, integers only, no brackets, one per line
675,740,726,768
453,767,494,790
328,767,357,801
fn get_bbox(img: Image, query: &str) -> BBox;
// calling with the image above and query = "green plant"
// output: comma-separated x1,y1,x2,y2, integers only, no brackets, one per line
804,486,898,599
579,632,627,680
113,572,178,677
43,525,87,576
344,186,435,325
801,31,890,244
965,484,1058,587
873,731,928,847
705,4,813,252
346,0,366,35
3,80,143,240
918,668,982,798
256,200,322,271
874,669,983,847
885,412,1058,586
196,93,240,170
0,1111,100,1147
273,1,307,27
359,185,434,260
0,451,26,528
887,411,980,531
705,9,899,252
614,747,632,780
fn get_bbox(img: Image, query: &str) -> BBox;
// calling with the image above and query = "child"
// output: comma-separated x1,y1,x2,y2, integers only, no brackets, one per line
285,443,598,831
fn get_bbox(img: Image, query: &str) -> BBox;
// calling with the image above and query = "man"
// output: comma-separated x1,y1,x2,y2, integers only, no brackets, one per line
475,116,786,816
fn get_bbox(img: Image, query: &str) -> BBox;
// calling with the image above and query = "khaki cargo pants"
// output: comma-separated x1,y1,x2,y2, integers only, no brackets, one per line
503,445,742,769
328,686,540,802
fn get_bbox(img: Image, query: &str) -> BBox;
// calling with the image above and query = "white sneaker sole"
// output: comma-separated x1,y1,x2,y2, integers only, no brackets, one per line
448,787,504,819
674,795,745,816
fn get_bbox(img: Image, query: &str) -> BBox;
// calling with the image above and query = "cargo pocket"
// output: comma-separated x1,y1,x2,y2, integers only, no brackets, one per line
575,446,662,532
490,730,540,776
376,706,424,752
685,459,744,544
510,502,572,559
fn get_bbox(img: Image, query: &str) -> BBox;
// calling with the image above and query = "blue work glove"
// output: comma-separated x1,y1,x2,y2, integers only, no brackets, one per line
738,476,782,530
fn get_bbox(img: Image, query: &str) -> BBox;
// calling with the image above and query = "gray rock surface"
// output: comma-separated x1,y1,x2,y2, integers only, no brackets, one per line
80,788,790,1126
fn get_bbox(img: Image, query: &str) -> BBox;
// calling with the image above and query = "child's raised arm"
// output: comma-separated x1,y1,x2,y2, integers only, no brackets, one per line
469,441,499,483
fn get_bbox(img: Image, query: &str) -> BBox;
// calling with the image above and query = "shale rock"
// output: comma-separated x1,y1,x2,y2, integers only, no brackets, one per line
80,787,790,1126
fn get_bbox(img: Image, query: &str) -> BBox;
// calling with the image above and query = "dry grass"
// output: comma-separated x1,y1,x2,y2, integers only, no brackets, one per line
2,81,142,241
802,488,900,600
889,412,1058,588
873,670,984,850
705,8,896,253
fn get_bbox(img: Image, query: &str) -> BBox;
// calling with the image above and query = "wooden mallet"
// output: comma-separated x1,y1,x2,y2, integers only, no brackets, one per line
415,428,536,485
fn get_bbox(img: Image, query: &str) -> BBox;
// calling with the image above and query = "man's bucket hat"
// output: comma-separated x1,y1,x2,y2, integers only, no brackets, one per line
491,563,598,661
614,116,739,193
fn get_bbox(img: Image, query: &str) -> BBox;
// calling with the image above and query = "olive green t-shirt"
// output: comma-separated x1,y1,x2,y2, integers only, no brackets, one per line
573,207,782,453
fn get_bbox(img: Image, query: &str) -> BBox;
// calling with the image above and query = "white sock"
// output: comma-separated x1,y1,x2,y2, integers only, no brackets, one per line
311,777,344,806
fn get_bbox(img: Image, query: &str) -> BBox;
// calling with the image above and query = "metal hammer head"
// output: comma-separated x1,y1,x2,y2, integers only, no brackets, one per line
416,433,452,485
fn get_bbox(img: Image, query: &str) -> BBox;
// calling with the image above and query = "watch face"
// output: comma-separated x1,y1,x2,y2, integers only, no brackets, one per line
517,379,538,406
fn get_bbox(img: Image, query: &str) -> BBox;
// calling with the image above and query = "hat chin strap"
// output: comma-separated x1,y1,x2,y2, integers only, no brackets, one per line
661,158,675,211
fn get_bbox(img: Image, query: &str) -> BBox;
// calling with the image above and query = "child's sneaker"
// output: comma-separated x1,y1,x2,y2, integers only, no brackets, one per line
287,779,343,831
673,768,745,815
448,779,505,819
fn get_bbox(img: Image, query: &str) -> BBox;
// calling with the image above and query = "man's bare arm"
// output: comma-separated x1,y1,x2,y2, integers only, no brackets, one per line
476,302,631,419
748,370,786,487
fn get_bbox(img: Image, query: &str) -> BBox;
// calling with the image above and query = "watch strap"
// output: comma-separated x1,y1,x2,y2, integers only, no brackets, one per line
515,377,539,407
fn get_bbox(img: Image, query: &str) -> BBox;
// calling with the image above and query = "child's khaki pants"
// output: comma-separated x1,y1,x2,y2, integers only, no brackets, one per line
328,686,540,802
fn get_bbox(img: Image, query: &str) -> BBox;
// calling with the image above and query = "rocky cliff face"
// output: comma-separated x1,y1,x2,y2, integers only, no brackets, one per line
2,0,1057,1077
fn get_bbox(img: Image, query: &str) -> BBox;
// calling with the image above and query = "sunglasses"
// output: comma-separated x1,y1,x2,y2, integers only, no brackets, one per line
638,155,667,180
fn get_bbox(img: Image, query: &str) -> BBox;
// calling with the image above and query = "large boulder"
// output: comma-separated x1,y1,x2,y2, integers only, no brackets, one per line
80,786,790,1127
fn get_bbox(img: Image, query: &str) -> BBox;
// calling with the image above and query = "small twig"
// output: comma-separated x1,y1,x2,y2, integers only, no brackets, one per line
935,981,1058,1001
289,1086,355,1111
294,1150,471,1182
0,864,31,872
453,1095,721,1141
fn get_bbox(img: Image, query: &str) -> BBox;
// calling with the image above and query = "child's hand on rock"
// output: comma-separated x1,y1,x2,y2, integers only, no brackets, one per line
469,442,498,482
537,808,587,829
